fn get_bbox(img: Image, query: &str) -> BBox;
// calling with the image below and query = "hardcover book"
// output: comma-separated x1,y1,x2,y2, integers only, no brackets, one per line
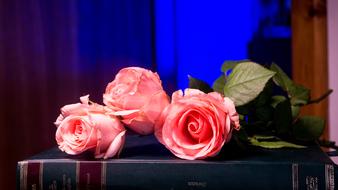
17,135,337,190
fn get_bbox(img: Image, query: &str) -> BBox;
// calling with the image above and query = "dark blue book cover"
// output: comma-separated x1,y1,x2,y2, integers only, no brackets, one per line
17,135,337,190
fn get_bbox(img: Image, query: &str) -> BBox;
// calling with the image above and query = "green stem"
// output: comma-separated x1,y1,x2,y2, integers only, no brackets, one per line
307,89,333,105
318,139,338,150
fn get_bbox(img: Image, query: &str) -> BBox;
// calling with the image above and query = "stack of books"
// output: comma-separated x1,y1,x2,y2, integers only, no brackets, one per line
17,135,337,190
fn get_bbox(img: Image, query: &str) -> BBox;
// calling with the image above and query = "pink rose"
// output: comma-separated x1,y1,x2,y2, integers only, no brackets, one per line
155,89,240,160
55,95,126,159
103,67,169,135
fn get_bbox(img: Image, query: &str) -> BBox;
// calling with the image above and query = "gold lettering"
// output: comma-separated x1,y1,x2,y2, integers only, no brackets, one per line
49,180,57,190
187,181,207,188
306,176,318,190
67,177,72,190
62,174,67,190
86,173,91,190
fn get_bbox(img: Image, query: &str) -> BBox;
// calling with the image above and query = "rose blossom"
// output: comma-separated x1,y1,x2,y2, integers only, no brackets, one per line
155,89,240,160
103,67,169,135
55,95,126,159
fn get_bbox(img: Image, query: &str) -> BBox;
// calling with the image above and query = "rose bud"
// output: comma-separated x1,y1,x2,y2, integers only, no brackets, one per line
103,67,169,135
155,89,240,160
55,95,126,159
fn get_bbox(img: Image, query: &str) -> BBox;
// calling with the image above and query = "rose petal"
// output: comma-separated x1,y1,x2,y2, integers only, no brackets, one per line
224,97,240,130
103,67,169,135
171,90,184,103
184,88,204,96
80,94,90,105
56,116,97,155
113,109,140,116
60,103,85,117
154,104,171,144
122,116,154,135
155,89,240,160
54,114,64,127
100,130,126,159
208,92,224,102
142,91,170,123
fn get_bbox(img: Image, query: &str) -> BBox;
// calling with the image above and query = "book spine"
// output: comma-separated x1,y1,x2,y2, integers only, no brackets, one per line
17,161,336,190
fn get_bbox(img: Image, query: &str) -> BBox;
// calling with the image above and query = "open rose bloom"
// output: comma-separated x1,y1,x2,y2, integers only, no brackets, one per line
103,67,169,135
54,67,241,160
155,89,240,160
55,95,126,159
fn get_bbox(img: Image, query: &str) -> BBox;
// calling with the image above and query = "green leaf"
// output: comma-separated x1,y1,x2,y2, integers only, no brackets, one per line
245,121,269,131
254,81,273,107
289,84,310,106
233,128,249,142
232,128,249,150
212,75,226,93
253,135,278,141
291,105,300,118
235,104,250,115
270,63,310,106
249,137,305,149
270,63,293,91
223,62,276,106
221,60,249,73
188,75,213,93
293,116,325,141
256,106,274,122
270,95,287,108
274,99,292,135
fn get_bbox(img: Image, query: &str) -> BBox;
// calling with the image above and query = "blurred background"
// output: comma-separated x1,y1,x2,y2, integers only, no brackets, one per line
0,0,336,189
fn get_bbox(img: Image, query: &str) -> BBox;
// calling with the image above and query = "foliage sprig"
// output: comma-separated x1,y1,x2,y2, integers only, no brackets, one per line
189,61,333,149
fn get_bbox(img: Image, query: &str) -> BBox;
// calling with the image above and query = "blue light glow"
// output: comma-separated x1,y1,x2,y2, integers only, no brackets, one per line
155,0,254,90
